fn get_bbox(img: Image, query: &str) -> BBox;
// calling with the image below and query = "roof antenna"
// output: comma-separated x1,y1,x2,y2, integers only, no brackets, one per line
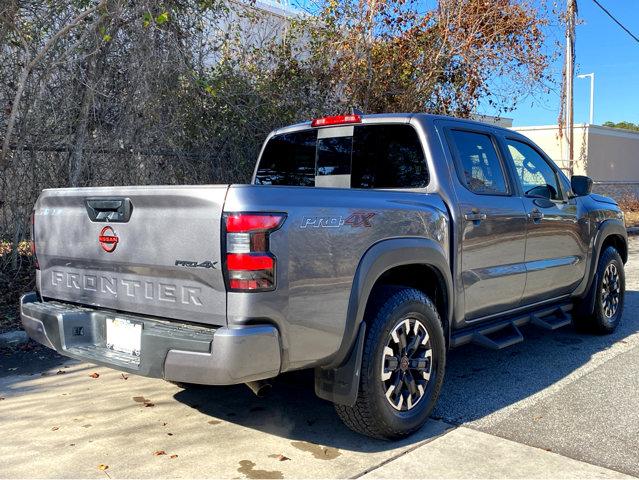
349,106,364,115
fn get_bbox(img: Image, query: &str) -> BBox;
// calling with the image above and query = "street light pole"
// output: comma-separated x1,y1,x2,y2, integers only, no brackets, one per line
577,72,595,124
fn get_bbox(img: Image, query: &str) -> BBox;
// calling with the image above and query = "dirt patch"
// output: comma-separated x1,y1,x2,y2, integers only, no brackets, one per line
290,441,341,460
237,460,283,479
132,396,154,407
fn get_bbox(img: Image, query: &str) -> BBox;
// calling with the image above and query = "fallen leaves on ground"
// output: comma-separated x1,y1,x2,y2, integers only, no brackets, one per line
56,370,65,375
153,450,167,456
132,396,154,407
98,464,108,471
120,373,128,380
51,426,59,431
269,454,290,462
18,342,36,351
88,372,100,378
170,454,178,459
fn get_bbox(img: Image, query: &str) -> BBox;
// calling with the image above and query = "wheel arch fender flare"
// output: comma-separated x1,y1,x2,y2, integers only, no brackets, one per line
578,218,627,299
314,237,453,406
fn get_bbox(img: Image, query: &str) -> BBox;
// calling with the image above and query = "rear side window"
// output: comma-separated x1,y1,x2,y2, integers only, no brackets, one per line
254,124,428,188
351,125,428,188
448,130,508,195
255,130,317,186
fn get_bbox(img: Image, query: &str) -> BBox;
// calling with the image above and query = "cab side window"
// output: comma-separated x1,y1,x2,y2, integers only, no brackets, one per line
449,130,508,195
506,139,562,201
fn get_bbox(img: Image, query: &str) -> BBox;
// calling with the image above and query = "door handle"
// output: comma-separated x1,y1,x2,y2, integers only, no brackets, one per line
84,197,133,222
528,209,544,223
464,212,487,222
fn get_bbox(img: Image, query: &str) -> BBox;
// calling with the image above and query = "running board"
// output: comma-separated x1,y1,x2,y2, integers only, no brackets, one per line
530,308,571,330
471,323,523,350
451,302,573,350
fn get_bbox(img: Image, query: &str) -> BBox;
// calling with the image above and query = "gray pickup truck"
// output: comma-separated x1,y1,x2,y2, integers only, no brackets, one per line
21,113,627,439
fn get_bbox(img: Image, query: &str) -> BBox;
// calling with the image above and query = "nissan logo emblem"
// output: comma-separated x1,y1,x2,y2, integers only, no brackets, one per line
99,226,119,253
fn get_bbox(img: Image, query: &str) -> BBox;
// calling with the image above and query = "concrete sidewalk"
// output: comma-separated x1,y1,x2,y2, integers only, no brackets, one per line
360,427,633,479
3,243,639,479
0,360,633,479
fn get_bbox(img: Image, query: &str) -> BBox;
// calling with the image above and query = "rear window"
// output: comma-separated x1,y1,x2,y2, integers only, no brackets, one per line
254,124,428,188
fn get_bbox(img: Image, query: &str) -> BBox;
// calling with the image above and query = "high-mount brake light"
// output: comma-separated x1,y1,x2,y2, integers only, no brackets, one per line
30,211,39,270
311,114,362,128
224,213,285,292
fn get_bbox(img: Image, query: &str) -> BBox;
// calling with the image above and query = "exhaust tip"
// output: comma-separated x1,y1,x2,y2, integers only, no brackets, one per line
245,380,272,398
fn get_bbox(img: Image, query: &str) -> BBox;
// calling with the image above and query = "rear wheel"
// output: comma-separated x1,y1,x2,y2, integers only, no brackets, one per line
574,246,625,334
335,287,446,440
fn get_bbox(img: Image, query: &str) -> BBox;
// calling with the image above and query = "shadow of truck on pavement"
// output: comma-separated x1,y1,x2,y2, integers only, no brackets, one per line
173,290,639,451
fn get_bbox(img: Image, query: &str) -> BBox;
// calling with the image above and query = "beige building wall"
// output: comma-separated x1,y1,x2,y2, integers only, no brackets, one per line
586,126,639,181
512,124,589,176
512,124,639,200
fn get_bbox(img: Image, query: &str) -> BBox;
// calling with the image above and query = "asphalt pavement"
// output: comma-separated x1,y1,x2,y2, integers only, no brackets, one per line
1,239,638,478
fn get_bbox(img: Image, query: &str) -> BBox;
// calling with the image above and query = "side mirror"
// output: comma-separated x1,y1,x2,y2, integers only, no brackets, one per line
571,175,593,197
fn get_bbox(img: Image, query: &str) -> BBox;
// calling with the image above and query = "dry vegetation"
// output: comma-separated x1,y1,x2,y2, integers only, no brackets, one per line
617,194,639,228
0,0,556,330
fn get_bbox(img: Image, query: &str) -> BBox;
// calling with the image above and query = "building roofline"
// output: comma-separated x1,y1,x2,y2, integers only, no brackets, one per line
588,124,639,139
230,0,304,20
512,124,588,131
513,123,639,140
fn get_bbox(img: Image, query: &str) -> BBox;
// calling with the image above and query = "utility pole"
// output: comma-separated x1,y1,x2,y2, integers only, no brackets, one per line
565,0,577,176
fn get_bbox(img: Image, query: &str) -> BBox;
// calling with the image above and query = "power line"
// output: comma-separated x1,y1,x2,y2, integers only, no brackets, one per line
591,0,639,44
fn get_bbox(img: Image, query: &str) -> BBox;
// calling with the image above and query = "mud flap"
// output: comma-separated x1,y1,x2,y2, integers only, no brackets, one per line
314,322,366,406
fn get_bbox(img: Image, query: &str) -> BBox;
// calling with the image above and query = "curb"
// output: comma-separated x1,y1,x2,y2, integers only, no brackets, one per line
0,329,29,348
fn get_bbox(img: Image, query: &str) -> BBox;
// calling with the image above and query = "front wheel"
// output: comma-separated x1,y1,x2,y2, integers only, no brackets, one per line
335,287,446,440
574,246,625,334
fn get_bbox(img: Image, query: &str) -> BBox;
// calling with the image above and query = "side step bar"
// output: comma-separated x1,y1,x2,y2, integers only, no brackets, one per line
530,307,572,330
451,303,573,350
472,323,523,350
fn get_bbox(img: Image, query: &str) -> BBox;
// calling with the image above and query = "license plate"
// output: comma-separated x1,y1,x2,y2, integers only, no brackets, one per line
106,317,142,357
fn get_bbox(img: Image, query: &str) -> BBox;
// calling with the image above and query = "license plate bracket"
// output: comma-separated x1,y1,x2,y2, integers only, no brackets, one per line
106,317,142,357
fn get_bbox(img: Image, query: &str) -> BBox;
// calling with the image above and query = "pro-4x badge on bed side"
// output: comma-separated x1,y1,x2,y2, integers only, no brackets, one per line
98,226,119,252
175,260,218,269
344,212,376,227
300,212,376,229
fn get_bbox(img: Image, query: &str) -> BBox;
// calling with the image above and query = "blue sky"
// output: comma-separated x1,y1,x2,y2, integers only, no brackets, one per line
489,0,639,126
292,0,638,126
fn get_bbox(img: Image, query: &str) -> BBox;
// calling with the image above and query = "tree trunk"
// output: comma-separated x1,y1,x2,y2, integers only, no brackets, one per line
69,54,98,187
0,0,106,169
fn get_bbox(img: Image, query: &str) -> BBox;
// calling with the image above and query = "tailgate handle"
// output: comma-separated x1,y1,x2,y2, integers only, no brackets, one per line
85,198,133,222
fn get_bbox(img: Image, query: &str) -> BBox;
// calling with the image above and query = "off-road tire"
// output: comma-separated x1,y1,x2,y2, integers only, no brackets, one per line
335,287,446,440
574,246,625,334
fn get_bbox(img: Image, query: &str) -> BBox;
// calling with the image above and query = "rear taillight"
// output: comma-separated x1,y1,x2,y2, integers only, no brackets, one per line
30,211,39,270
224,213,285,292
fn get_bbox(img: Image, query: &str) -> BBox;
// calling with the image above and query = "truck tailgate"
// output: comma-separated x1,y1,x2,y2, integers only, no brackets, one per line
34,185,229,326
